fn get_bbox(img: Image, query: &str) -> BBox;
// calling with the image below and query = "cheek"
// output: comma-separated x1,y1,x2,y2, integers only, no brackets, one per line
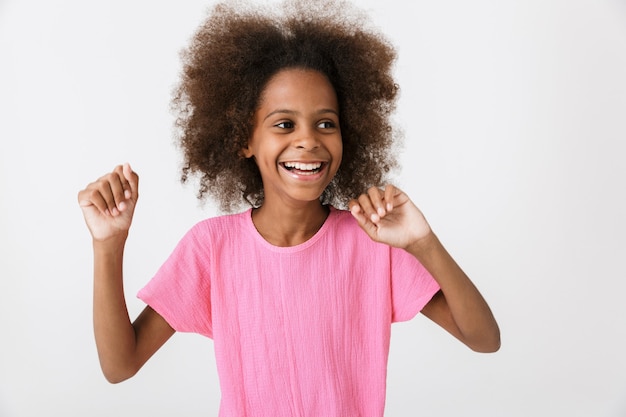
253,143,283,171
328,143,343,178
334,138,343,165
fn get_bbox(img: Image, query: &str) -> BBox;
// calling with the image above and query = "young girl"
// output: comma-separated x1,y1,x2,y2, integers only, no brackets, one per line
78,0,500,415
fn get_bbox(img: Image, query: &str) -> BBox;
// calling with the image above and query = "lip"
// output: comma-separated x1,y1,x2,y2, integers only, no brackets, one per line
279,161,329,181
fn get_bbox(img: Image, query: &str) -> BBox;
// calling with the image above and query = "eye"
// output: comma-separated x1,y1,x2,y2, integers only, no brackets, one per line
275,121,294,129
317,121,336,129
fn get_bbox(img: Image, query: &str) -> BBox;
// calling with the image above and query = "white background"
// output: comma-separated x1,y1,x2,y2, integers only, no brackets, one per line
1,0,625,416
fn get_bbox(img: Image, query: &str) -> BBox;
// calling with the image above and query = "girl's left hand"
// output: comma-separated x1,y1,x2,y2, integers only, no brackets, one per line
348,185,432,249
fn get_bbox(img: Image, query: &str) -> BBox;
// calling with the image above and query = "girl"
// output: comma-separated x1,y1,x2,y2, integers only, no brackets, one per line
78,0,500,415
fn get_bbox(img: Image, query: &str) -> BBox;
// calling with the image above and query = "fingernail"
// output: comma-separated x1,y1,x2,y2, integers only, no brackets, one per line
118,201,126,211
124,190,132,199
378,207,385,216
371,213,380,222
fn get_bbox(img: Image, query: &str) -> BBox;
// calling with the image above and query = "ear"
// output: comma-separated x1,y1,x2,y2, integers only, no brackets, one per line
241,144,254,158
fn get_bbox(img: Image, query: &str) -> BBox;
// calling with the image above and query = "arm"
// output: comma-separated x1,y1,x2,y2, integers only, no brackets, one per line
348,185,500,353
406,233,500,352
78,164,175,383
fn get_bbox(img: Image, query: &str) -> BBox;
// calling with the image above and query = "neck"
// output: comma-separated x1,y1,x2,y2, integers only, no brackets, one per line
251,200,329,247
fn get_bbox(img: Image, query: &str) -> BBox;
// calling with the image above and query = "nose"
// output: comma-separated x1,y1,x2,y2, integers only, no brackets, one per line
293,126,320,151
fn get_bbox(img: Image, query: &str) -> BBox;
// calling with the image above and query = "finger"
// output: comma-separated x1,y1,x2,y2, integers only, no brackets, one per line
77,186,100,210
78,185,112,216
107,168,130,214
366,186,386,219
349,199,378,236
348,199,365,222
122,162,139,200
383,184,396,212
358,190,381,223
367,186,387,217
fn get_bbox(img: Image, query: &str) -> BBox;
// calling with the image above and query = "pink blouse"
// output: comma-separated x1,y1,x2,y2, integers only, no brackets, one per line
138,207,440,416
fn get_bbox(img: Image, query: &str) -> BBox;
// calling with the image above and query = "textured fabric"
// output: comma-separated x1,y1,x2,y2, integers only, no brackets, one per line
138,207,440,417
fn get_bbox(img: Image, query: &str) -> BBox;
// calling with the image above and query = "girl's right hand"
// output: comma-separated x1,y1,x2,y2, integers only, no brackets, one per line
78,163,139,242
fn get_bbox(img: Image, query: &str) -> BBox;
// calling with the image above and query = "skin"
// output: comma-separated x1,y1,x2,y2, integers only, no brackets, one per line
78,163,175,383
78,68,499,383
242,69,343,246
348,185,500,352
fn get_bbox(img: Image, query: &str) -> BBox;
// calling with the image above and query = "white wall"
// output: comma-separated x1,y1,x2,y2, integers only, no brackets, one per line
1,0,625,415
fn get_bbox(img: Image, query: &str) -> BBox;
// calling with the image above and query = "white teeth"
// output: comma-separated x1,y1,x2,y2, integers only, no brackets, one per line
283,162,322,171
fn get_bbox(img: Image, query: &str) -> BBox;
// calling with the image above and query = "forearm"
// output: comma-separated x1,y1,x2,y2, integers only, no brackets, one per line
407,233,500,352
92,236,139,383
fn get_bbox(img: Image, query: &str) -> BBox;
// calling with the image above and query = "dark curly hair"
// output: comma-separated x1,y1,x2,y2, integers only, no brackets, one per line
172,0,400,212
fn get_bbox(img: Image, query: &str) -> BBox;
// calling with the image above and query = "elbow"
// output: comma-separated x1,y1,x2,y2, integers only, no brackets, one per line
104,372,132,384
469,328,501,353
100,362,139,384
103,369,134,384
471,338,501,353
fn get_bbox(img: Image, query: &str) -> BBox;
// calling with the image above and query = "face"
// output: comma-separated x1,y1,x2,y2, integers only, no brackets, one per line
243,68,343,207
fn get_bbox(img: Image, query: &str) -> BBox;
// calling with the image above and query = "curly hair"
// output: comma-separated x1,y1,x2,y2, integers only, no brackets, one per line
172,0,400,212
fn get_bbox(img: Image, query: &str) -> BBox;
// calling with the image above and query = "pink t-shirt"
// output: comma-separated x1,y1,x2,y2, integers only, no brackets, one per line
138,207,440,417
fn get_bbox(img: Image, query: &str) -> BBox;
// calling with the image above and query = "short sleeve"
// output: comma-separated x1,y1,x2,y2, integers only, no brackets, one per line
137,225,213,338
390,246,440,323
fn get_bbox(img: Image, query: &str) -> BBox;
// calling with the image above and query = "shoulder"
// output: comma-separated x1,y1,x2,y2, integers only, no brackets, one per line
175,210,254,251
326,207,361,234
328,206,357,227
326,207,381,245
190,209,252,235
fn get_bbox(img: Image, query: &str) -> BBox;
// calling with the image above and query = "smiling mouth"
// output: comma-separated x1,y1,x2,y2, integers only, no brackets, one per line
280,161,325,175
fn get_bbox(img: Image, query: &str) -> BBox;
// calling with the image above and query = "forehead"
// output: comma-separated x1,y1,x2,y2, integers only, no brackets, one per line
257,68,338,110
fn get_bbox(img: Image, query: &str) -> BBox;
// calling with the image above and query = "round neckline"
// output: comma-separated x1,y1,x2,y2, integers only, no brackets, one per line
244,206,337,253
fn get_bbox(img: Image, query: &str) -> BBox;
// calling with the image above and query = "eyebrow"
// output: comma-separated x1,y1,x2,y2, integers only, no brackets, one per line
263,108,339,121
